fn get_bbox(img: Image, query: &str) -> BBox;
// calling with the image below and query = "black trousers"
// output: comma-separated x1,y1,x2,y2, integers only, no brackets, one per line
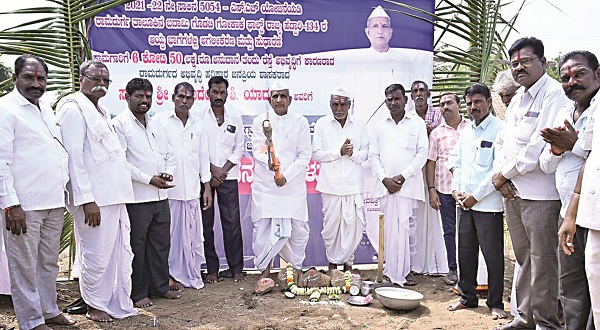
457,209,504,310
201,180,244,275
127,200,171,302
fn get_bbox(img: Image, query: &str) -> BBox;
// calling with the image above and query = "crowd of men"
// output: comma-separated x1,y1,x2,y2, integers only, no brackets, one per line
1,34,600,330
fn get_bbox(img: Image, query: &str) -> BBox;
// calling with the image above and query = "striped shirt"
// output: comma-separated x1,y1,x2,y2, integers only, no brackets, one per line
428,118,470,194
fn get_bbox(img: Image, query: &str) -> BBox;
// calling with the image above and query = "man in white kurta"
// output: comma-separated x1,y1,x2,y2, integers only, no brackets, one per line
198,76,246,283
251,86,311,283
113,78,180,308
153,82,213,290
369,83,428,286
340,6,426,129
57,60,137,322
313,87,369,273
1,55,72,330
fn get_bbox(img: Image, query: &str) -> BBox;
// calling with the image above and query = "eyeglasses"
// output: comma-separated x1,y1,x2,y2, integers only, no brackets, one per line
510,57,539,69
82,74,112,85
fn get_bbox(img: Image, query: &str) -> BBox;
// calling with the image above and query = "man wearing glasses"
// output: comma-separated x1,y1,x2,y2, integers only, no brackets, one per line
492,37,569,330
57,60,138,322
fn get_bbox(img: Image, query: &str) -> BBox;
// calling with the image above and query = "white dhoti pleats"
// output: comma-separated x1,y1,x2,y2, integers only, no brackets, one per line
380,194,417,286
321,193,364,266
168,199,205,289
0,229,10,295
253,218,309,271
413,198,449,275
585,228,600,324
74,204,137,319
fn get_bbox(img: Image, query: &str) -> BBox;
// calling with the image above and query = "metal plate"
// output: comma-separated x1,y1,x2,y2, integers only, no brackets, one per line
347,296,370,306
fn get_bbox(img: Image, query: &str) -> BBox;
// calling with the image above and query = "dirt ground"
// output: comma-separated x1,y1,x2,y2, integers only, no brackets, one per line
0,254,515,330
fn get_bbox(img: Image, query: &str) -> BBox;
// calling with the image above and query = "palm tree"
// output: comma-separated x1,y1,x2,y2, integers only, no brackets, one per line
0,1,134,270
0,0,134,94
385,0,526,102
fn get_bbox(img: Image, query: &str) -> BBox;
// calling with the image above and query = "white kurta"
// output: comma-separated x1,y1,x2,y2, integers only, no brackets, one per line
340,47,429,130
153,110,210,289
250,110,311,221
251,109,311,270
312,114,369,265
57,94,137,318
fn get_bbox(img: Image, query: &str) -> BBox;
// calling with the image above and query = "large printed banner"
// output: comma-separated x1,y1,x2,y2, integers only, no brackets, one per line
89,0,434,267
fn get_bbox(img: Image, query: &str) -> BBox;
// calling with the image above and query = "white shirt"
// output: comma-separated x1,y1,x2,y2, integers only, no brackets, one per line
251,109,311,221
152,110,211,201
341,48,423,129
494,74,569,200
112,110,176,203
539,96,596,218
451,114,504,212
196,105,245,181
369,110,428,200
578,100,600,230
312,114,369,195
0,91,69,210
57,96,134,207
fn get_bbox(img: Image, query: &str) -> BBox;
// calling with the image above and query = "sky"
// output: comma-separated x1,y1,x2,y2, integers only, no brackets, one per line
1,0,599,67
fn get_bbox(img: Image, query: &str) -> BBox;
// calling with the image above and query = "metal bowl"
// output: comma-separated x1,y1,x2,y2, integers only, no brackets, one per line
375,287,423,311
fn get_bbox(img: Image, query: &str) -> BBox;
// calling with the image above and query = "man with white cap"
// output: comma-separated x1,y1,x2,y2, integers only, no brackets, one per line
341,5,426,130
251,82,311,293
312,87,369,274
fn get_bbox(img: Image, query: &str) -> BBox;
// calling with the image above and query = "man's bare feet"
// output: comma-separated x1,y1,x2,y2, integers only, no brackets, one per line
258,266,271,279
134,297,154,308
447,301,469,311
233,273,246,283
206,273,220,283
46,314,76,326
86,307,114,322
163,290,181,299
491,308,507,320
169,278,185,291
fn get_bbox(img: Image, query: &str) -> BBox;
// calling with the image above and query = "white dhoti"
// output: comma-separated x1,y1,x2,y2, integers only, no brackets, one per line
74,204,137,319
585,228,600,324
413,197,449,275
253,218,309,271
321,193,364,266
413,169,448,275
0,229,10,295
168,199,205,289
380,194,417,286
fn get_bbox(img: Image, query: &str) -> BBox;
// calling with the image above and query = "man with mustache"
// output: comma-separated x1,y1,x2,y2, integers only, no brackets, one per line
410,81,442,135
369,83,428,286
447,83,506,320
425,92,470,286
540,50,600,330
492,37,569,330
1,54,73,329
112,78,181,308
340,5,422,130
152,82,213,290
198,76,245,284
250,82,311,293
312,87,369,274
58,60,139,322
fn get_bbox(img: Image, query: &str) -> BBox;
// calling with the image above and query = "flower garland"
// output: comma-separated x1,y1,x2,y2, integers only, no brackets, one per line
286,267,352,301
